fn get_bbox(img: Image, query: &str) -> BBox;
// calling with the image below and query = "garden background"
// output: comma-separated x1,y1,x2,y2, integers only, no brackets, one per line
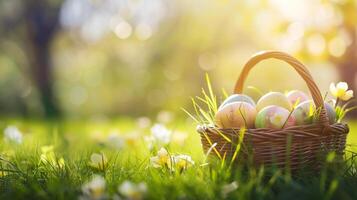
1,0,357,199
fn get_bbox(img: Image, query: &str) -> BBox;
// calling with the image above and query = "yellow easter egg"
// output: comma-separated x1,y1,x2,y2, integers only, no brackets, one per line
256,92,292,111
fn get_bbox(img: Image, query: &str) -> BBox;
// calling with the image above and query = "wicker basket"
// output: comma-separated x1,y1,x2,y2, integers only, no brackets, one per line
197,51,349,169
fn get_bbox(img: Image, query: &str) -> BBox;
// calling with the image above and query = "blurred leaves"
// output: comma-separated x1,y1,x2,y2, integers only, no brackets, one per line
0,0,356,117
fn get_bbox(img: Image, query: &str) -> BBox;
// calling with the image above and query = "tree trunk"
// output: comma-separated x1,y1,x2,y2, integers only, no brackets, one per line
25,0,61,118
28,40,60,118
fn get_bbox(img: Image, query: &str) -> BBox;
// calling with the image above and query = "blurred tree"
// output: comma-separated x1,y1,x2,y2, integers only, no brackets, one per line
25,0,62,118
0,0,355,118
0,0,62,118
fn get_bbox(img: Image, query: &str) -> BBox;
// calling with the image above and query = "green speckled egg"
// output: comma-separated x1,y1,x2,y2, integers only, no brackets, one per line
255,105,296,129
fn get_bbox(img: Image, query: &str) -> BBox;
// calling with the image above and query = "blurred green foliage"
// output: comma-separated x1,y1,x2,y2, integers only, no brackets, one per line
0,0,356,118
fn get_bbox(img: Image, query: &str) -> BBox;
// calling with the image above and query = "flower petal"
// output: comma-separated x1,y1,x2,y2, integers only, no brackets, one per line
341,90,354,101
150,156,161,168
336,82,348,92
329,83,337,96
157,147,168,157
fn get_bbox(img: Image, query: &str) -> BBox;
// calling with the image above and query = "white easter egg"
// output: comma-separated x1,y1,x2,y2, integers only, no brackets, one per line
256,92,292,111
292,101,315,125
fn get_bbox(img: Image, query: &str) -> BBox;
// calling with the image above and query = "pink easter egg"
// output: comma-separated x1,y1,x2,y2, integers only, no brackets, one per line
286,90,309,105
215,102,256,128
255,105,296,129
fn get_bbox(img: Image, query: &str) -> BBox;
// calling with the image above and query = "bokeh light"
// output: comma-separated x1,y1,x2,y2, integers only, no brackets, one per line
0,0,356,118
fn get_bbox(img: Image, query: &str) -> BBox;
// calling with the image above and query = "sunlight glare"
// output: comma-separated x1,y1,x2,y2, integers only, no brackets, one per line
135,23,153,41
328,36,347,57
307,34,326,56
114,21,133,39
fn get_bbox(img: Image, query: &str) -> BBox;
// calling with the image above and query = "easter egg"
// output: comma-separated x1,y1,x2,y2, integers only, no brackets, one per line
324,103,336,124
312,102,336,124
219,94,255,110
256,92,292,111
293,100,336,125
215,102,256,128
255,105,296,129
292,101,315,125
286,90,309,105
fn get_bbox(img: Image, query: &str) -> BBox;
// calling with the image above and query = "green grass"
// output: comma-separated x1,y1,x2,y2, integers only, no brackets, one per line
0,118,357,200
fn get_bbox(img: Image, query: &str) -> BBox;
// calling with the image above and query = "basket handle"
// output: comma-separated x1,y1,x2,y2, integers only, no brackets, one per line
234,50,330,127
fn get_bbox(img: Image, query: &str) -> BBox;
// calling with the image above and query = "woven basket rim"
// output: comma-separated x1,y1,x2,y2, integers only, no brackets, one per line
197,122,349,132
197,123,349,139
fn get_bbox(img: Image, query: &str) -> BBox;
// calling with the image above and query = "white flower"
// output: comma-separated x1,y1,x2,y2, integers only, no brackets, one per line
330,82,354,101
150,148,195,172
222,181,239,198
80,175,106,200
150,124,171,145
136,117,151,129
172,154,194,171
150,147,171,168
118,181,147,200
106,133,124,150
4,125,23,144
89,153,108,171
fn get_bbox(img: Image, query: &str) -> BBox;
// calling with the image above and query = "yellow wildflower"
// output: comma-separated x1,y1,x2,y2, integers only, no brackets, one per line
150,147,171,168
40,145,65,168
172,155,194,171
330,82,354,101
89,153,108,171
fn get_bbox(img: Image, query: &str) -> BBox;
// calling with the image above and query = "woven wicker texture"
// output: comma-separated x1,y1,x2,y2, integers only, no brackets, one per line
197,51,349,169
